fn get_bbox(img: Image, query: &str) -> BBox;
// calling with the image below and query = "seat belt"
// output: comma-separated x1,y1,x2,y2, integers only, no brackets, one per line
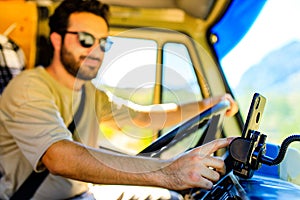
10,86,86,200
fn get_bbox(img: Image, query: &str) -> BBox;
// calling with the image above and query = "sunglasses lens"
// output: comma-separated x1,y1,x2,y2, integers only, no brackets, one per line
75,32,113,51
78,32,95,48
100,37,113,52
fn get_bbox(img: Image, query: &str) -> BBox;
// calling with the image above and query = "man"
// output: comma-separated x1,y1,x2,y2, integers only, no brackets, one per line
0,0,238,199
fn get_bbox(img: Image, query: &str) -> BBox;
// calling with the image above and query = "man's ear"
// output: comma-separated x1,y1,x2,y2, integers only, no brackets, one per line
50,32,62,51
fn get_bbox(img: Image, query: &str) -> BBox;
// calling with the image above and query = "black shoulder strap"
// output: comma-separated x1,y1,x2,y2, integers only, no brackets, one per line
10,86,86,200
66,86,86,134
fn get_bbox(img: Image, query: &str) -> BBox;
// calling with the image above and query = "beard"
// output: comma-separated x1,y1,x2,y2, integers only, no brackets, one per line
60,45,101,80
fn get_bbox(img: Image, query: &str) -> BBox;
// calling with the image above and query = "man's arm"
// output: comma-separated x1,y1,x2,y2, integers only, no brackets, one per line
101,93,238,132
128,94,238,130
42,138,233,190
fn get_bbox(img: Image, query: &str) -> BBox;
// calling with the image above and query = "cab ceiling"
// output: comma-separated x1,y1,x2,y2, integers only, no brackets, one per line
102,0,215,19
46,0,216,19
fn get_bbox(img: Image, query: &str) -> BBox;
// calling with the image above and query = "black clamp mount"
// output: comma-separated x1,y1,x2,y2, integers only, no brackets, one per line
229,130,300,179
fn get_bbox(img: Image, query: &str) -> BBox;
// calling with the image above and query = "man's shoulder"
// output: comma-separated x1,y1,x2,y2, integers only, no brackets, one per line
2,66,51,99
85,82,106,95
85,82,111,104
13,66,46,80
23,66,46,75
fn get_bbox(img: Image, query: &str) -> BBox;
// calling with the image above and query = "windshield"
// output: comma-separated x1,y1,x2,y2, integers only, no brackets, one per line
220,0,300,150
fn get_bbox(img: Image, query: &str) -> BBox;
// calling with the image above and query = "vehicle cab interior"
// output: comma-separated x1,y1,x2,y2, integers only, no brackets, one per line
1,0,300,199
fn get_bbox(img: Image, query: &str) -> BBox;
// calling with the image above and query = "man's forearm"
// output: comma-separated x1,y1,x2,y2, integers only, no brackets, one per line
105,93,237,130
42,140,171,187
133,95,227,129
42,138,233,190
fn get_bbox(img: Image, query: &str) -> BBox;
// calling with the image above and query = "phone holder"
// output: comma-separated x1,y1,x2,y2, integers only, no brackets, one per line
229,130,300,179
229,130,267,178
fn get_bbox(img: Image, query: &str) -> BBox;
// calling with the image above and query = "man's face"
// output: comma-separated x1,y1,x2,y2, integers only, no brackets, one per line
61,12,109,80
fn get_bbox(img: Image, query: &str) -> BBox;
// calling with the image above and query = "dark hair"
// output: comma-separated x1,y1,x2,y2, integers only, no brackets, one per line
49,0,110,35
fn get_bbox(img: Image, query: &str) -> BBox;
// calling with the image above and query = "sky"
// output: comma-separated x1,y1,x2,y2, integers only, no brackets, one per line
221,0,300,88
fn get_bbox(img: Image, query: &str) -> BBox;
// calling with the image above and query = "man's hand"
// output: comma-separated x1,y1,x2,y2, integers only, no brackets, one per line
222,94,239,117
160,137,234,190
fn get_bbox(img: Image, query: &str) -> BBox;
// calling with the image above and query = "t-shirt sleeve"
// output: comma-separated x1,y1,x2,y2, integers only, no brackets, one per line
1,75,72,172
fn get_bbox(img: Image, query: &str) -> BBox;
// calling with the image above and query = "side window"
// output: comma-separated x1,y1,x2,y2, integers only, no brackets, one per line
93,37,204,155
93,36,158,154
94,36,157,105
219,0,300,150
160,42,203,158
162,43,202,105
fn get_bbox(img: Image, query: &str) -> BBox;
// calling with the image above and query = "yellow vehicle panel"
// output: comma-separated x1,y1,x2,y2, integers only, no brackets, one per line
0,0,38,69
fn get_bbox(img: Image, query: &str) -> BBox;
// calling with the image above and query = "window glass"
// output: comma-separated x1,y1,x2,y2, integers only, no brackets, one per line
160,42,203,157
93,36,157,105
92,37,205,155
220,0,300,150
162,43,202,104
92,36,158,154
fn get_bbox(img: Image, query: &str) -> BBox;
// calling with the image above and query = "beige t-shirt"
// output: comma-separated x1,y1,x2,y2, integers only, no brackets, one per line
0,66,114,199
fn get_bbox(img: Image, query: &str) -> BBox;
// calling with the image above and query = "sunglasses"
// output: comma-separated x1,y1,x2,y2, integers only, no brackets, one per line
65,31,113,52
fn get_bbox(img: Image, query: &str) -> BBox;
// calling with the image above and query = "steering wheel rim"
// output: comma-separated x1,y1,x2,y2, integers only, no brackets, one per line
137,99,230,157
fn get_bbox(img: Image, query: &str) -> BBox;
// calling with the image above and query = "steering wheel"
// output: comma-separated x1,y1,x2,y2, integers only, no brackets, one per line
137,99,230,158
